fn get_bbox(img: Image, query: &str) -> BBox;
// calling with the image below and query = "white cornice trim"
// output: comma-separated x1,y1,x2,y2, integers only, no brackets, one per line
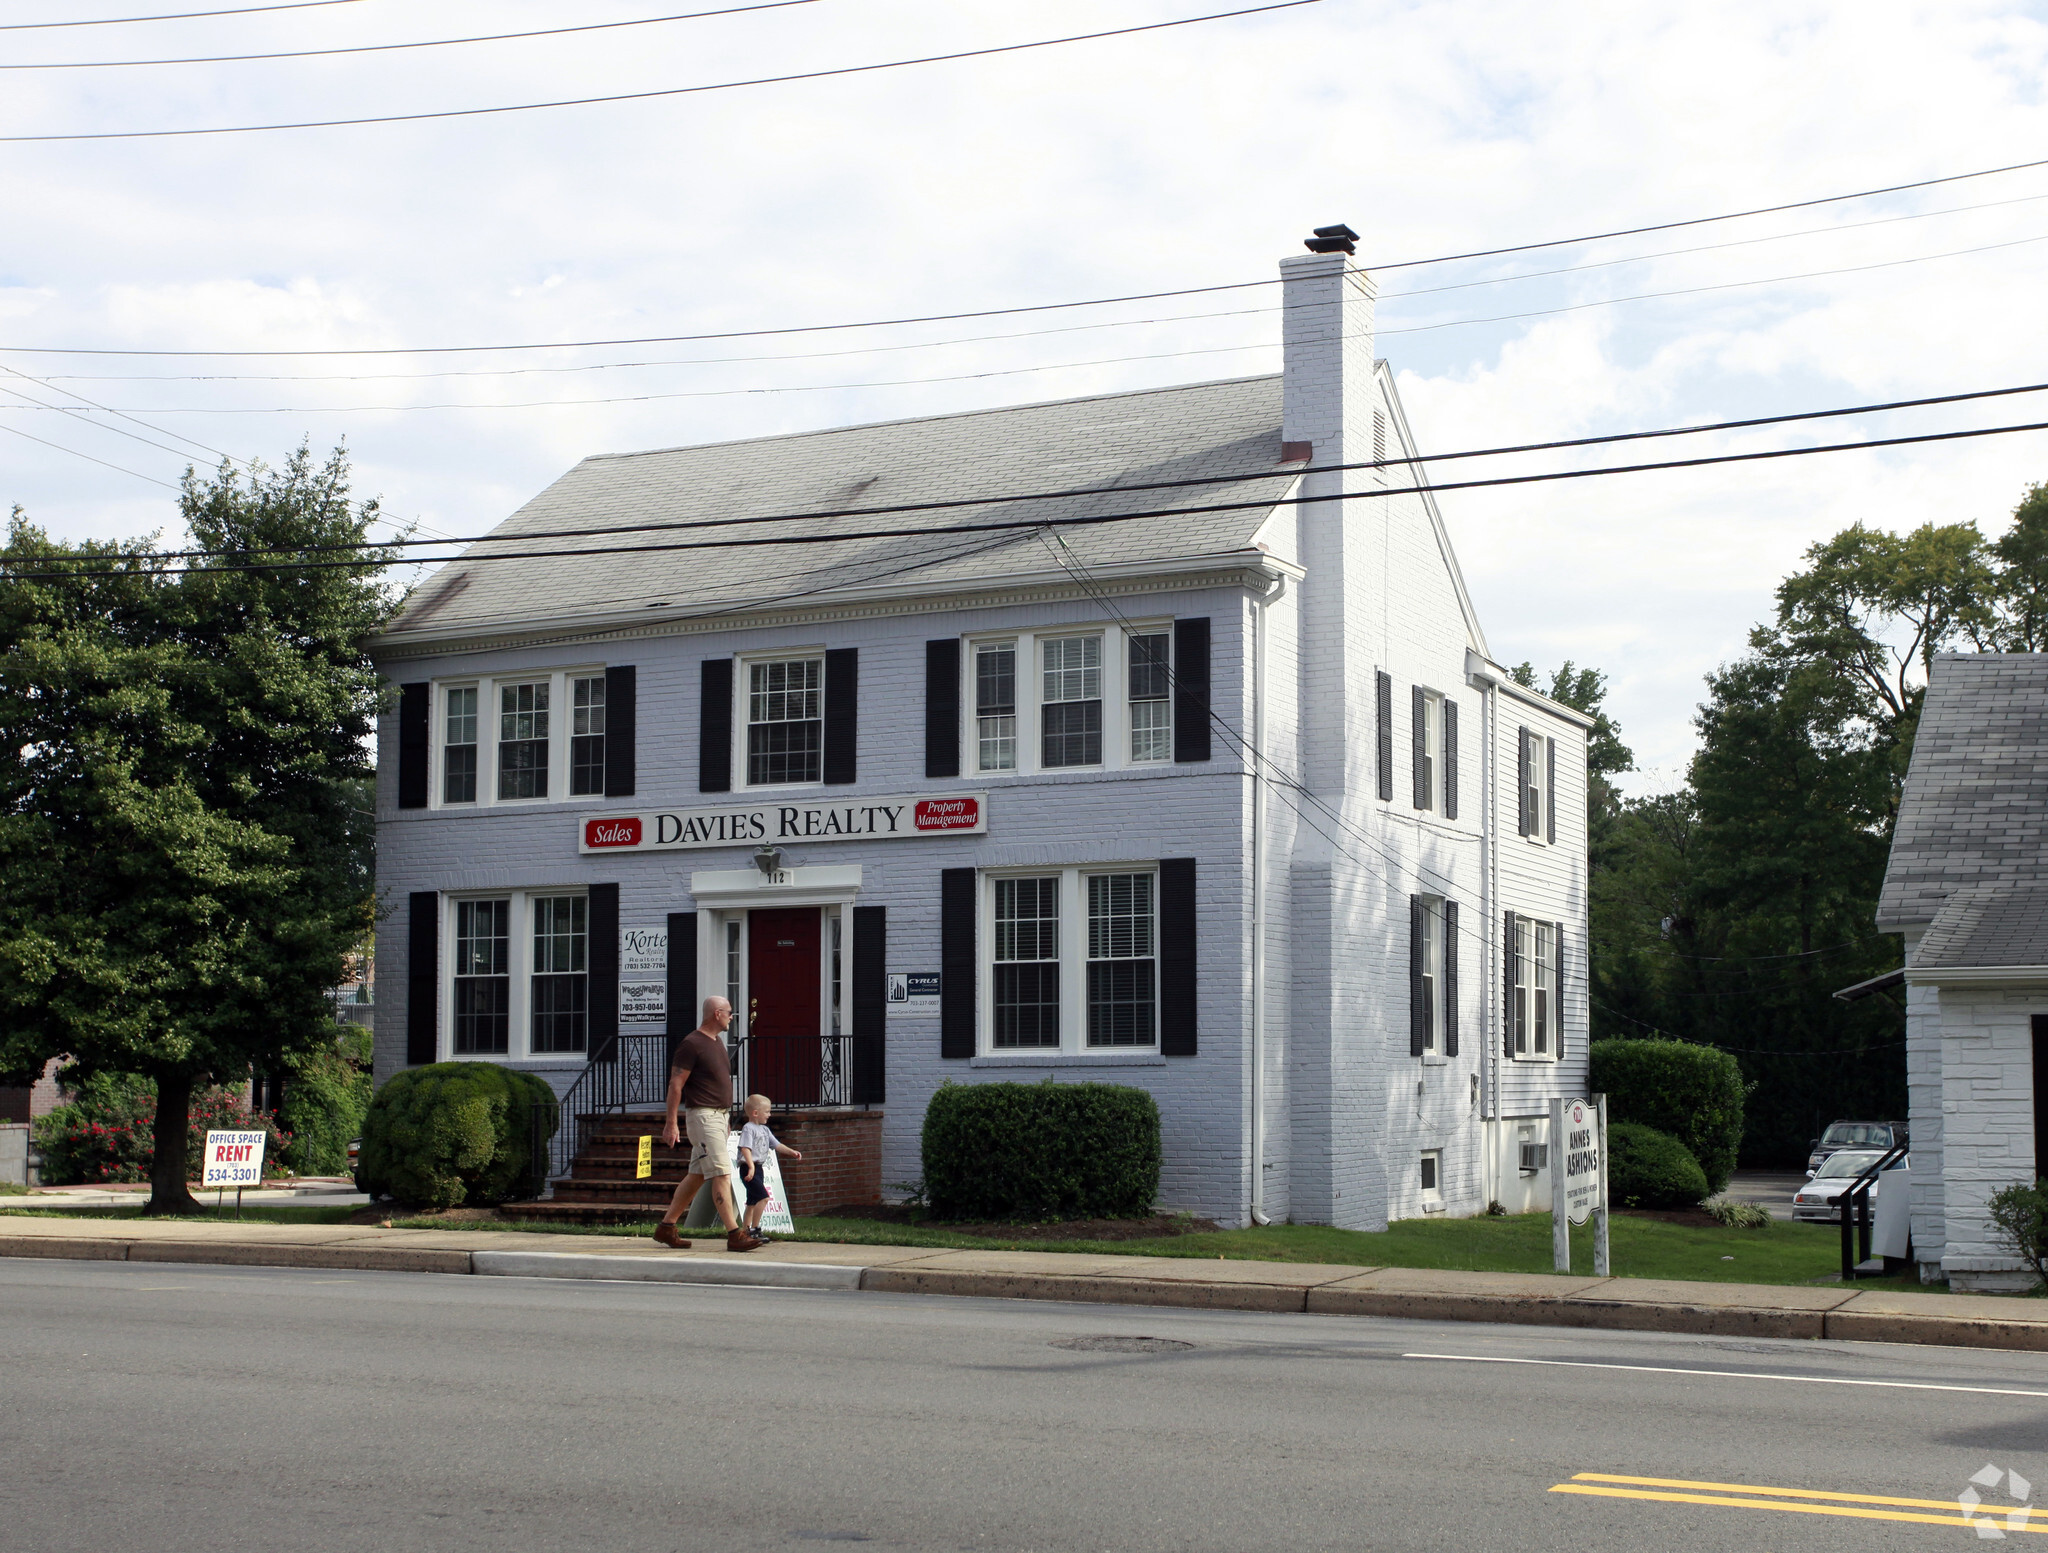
369,549,1292,664
1904,964,2048,986
1463,651,1598,729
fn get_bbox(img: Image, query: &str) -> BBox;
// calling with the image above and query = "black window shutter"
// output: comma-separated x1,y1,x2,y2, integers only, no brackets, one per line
1545,737,1557,844
665,912,698,1062
1376,671,1394,801
1516,727,1532,836
1172,618,1211,763
1412,685,1428,809
603,665,636,798
1159,857,1197,1056
1502,910,1517,1058
1554,921,1566,1063
940,869,976,1059
925,639,960,779
699,659,733,793
588,883,619,1061
1408,895,1426,1057
852,905,886,1103
397,682,430,809
1444,899,1460,1057
406,891,438,1065
1443,700,1459,820
824,647,858,785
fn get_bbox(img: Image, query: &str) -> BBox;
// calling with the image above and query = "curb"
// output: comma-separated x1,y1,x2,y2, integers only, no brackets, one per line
473,1251,862,1290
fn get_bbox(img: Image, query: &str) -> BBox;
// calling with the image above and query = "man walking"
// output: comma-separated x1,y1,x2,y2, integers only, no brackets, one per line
653,995,764,1253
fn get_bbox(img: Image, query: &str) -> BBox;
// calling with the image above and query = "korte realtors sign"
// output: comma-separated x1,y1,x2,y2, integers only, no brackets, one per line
579,793,988,854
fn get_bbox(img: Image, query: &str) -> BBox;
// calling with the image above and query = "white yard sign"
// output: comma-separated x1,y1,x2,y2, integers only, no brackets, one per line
202,1129,266,1189
1550,1095,1609,1276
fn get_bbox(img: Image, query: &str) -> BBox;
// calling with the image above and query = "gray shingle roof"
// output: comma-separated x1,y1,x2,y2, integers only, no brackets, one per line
1913,883,2048,970
377,374,1296,645
1877,653,2048,929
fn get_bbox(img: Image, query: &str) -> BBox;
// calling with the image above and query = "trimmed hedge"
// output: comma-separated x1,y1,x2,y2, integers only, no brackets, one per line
1607,1122,1710,1210
922,1080,1161,1221
1589,1038,1745,1193
356,1062,556,1209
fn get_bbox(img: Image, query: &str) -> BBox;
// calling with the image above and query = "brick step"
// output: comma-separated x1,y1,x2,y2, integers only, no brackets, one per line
549,1176,679,1202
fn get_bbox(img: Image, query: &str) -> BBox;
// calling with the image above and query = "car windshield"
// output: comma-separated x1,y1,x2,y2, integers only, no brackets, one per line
1815,1151,1883,1179
1821,1123,1887,1148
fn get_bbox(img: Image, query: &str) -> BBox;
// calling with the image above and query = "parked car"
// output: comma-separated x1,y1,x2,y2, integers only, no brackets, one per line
1792,1149,1907,1222
1807,1120,1906,1175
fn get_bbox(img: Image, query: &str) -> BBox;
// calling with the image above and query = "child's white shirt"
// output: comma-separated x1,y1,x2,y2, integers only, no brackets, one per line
738,1120,781,1167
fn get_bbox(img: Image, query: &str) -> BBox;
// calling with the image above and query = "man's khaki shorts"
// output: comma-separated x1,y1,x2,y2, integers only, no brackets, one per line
684,1105,731,1182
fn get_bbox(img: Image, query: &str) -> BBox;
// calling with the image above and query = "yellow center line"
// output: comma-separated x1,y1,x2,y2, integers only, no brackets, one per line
1549,1477,2043,1533
1572,1471,1979,1511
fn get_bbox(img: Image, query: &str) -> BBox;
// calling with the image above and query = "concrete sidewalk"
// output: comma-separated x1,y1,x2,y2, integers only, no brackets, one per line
4,1213,2045,1352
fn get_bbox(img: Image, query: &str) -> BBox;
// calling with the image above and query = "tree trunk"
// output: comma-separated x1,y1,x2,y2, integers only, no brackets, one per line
143,1070,203,1216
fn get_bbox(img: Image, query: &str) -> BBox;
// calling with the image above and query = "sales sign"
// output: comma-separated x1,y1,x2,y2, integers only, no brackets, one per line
580,793,988,854
202,1129,266,1189
1559,1097,1601,1227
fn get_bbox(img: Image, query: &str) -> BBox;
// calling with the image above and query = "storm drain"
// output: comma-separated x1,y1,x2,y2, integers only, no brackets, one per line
1051,1335,1196,1353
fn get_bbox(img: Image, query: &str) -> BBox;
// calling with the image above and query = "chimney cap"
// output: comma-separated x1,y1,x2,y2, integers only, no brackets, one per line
1304,222,1358,255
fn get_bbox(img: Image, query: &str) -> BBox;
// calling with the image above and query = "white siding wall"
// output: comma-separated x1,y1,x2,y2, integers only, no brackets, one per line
1937,983,2039,1290
1901,928,1947,1275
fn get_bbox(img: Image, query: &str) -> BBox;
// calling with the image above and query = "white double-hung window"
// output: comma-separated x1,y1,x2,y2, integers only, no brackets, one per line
746,655,824,787
447,891,590,1059
1511,917,1554,1059
433,668,605,808
968,624,1174,776
984,867,1159,1054
1127,631,1172,762
975,642,1017,772
1041,634,1103,768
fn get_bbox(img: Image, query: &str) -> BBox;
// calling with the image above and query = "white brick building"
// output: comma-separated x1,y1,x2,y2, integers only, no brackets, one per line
370,228,1591,1228
1873,653,2048,1288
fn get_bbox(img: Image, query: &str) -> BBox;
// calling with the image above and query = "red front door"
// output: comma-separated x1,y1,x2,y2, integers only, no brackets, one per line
748,908,822,1106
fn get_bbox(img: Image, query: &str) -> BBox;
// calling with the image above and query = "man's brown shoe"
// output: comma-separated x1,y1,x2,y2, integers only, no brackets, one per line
726,1227,765,1253
652,1222,689,1250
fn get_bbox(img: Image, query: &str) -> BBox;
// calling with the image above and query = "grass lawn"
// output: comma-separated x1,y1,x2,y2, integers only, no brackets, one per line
0,1204,359,1226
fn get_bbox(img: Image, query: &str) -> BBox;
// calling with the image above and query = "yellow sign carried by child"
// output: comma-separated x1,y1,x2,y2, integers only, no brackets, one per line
635,1134,653,1179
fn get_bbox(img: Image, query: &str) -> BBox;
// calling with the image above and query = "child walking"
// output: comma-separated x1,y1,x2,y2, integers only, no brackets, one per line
736,1093,803,1238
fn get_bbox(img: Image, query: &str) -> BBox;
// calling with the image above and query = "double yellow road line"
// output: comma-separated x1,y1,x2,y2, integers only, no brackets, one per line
1551,1472,2043,1532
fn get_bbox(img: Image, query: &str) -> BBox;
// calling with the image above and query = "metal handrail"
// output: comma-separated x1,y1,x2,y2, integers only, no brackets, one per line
530,1031,673,1196
730,1033,883,1111
1839,1142,1910,1281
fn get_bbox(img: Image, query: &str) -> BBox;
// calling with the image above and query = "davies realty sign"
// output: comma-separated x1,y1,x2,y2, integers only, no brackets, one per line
580,792,988,854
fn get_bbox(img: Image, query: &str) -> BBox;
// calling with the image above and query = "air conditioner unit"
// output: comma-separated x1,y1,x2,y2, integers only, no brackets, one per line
1519,1142,1548,1176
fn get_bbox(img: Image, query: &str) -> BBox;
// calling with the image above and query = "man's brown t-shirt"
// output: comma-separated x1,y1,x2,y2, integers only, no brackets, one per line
672,1029,733,1111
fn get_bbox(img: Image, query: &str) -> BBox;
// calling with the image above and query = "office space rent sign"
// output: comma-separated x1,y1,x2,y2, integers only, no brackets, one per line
579,793,988,854
202,1130,266,1189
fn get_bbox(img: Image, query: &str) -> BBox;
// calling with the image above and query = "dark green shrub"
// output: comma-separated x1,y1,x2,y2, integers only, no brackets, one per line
33,1073,289,1186
279,1027,373,1175
1607,1122,1709,1210
1987,1179,2048,1289
356,1063,557,1209
921,1080,1161,1221
1590,1038,1745,1193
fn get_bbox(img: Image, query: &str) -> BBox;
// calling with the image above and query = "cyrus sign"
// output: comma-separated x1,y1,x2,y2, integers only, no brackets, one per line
580,793,988,855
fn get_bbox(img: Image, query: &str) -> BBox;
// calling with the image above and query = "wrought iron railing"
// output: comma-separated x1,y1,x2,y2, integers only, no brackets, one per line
731,1033,884,1111
1837,1142,1910,1280
529,1031,672,1196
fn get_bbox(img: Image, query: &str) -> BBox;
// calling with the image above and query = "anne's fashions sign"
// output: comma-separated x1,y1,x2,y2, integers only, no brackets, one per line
579,793,988,854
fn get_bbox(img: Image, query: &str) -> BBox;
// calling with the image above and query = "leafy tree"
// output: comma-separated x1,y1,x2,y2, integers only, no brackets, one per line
0,447,393,1213
1993,483,2048,651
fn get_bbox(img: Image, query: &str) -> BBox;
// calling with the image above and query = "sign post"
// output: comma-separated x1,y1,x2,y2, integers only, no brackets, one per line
1550,1096,1608,1274
202,1129,266,1220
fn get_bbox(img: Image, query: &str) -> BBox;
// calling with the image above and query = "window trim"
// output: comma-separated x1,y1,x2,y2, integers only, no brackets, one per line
1420,1149,1443,1206
428,666,607,811
1418,690,1443,813
962,620,1176,779
1521,727,1554,845
734,647,830,792
1510,915,1557,1062
1417,895,1444,1056
978,863,1161,1055
441,888,591,1063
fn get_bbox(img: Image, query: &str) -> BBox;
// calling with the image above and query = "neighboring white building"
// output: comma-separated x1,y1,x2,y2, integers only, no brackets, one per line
1874,653,2048,1289
369,227,1591,1228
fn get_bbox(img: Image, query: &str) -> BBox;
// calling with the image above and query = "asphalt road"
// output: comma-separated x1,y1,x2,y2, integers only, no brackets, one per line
5,1259,2048,1552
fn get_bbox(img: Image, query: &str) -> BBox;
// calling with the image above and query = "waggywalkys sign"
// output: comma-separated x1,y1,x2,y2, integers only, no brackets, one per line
579,792,988,854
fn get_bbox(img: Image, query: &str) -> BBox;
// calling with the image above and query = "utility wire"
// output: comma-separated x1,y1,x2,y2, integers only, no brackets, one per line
40,380,2048,565
11,153,2048,357
0,1,1321,141
0,419,180,487
0,361,245,467
18,413,2048,581
0,380,214,466
1,0,820,67
0,0,359,30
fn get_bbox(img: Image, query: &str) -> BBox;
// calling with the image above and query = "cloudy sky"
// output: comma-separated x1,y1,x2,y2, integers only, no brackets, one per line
4,0,2046,788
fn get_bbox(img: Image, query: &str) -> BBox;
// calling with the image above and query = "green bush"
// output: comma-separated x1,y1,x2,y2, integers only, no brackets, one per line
33,1073,289,1186
356,1063,557,1209
1607,1122,1710,1210
279,1027,373,1175
1987,1179,2048,1289
1590,1038,1746,1193
921,1079,1161,1222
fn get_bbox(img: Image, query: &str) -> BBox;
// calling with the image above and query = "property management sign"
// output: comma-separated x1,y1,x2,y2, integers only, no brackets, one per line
579,792,988,854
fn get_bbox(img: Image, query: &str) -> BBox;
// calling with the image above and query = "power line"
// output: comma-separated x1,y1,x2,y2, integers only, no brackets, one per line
0,361,244,467
0,380,211,466
1,1,820,67
0,419,179,487
48,380,2048,564
0,0,360,30
11,153,2048,359
48,227,2046,415
0,1,1321,141
15,413,2048,582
